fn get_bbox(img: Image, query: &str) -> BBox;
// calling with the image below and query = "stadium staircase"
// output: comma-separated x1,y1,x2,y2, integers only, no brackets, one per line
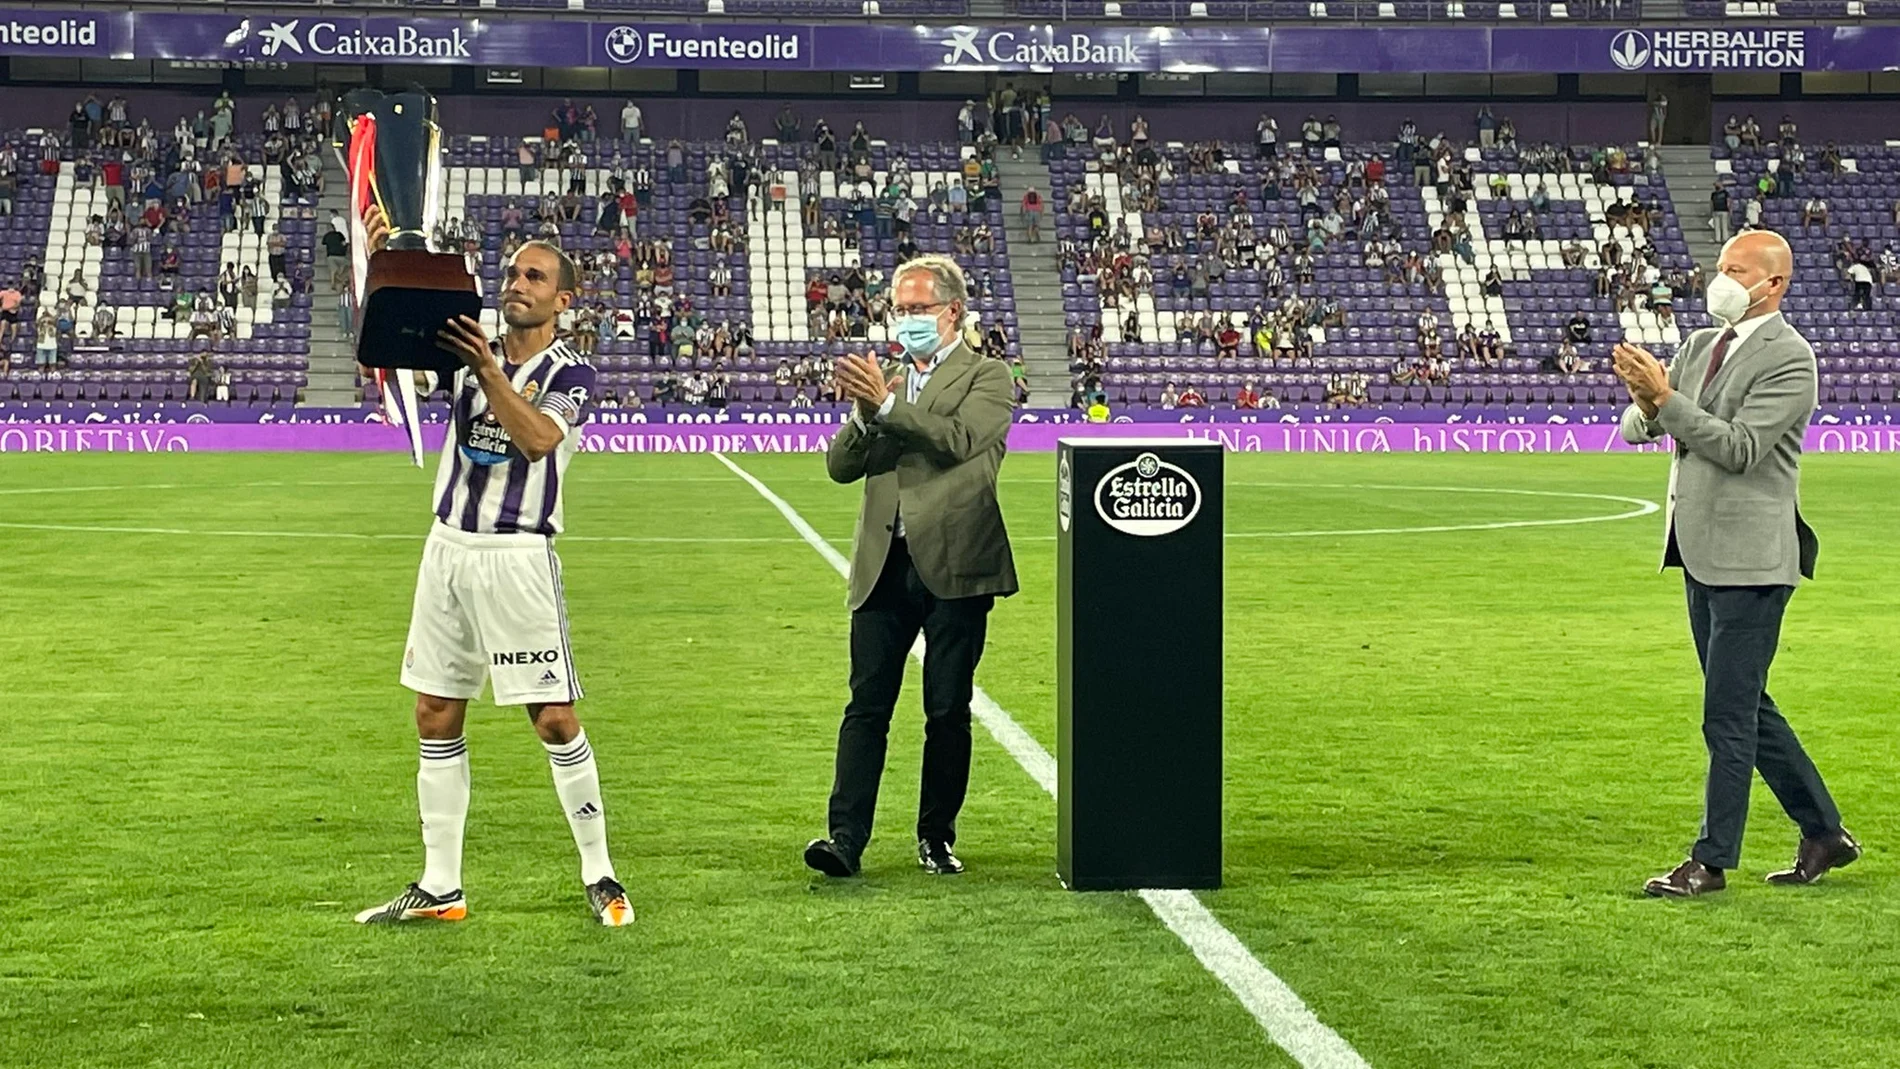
1658,144,1725,275
299,153,360,408
993,153,1071,405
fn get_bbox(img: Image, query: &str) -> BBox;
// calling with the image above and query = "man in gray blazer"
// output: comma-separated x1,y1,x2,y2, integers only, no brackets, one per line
1615,230,1857,898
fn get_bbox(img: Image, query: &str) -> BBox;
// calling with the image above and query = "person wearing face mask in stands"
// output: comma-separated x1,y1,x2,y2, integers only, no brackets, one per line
1615,230,1854,901
805,254,1019,882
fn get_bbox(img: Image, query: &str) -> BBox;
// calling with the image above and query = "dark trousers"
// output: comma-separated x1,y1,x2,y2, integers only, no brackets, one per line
828,537,993,857
1685,575,1840,870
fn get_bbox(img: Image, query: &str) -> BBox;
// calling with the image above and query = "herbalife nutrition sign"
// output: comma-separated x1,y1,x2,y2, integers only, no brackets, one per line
1608,28,1806,71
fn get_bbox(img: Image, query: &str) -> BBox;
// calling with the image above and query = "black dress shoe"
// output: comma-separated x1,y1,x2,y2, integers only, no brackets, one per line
804,838,860,878
918,839,963,876
1766,829,1861,885
1644,858,1726,898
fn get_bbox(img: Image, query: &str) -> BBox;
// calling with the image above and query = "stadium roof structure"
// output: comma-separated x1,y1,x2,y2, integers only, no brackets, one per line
0,10,1882,74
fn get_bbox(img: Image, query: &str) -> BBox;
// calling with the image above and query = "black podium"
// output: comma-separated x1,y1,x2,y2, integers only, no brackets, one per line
1056,439,1223,891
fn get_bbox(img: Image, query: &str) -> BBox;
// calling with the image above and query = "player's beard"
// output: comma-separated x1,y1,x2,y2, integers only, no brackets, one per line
501,300,552,332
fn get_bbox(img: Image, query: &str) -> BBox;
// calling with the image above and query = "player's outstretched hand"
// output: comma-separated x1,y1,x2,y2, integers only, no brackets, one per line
436,315,491,371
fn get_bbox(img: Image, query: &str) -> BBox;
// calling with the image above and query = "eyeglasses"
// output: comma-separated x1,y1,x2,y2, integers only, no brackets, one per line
891,302,950,317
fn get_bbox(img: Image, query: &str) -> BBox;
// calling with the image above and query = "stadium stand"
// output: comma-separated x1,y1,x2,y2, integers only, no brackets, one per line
0,94,323,406
7,91,1900,418
354,125,1019,410
1051,120,1700,411
1715,137,1900,404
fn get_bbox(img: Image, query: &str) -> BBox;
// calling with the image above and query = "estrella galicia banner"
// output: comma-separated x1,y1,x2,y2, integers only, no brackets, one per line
3,10,1898,72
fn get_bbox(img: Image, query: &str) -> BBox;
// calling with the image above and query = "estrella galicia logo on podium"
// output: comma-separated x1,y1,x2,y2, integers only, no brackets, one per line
1057,453,1072,533
1094,451,1201,537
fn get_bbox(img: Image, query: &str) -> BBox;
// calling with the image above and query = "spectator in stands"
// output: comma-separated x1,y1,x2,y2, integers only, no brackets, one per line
1647,93,1667,144
62,270,88,309
1555,338,1582,375
1476,105,1498,149
1530,181,1551,216
0,170,14,218
1739,114,1762,149
1849,259,1875,311
1158,381,1180,409
1801,195,1830,232
1473,321,1501,367
0,280,18,349
1298,114,1322,156
34,310,59,369
1744,193,1765,230
153,243,180,290
571,303,600,357
218,263,240,310
1708,183,1732,245
1881,246,1900,291
1021,187,1044,243
1216,318,1242,360
1566,310,1592,345
189,291,218,342
1721,115,1742,152
52,298,76,345
1322,115,1342,150
188,350,218,401
1777,115,1798,149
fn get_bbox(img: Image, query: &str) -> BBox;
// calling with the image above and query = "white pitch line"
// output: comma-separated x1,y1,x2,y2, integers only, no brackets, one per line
712,451,1372,1069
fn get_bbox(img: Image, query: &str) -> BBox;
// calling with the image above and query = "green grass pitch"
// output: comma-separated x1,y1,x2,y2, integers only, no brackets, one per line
1,451,1897,1069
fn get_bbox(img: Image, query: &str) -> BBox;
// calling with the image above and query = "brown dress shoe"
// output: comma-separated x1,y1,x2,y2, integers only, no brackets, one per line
1766,830,1861,886
1644,859,1726,898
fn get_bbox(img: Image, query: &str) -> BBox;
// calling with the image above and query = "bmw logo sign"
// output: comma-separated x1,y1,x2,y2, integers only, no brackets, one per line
1609,30,1651,71
604,25,644,64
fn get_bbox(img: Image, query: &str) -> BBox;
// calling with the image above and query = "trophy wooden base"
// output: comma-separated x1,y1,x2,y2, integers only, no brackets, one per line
356,249,484,375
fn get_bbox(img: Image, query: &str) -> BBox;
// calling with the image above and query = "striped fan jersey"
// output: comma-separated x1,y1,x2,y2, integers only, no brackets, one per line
431,339,596,537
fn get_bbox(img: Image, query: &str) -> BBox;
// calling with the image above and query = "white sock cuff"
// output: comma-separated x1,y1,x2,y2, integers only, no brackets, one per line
419,735,468,763
545,730,592,768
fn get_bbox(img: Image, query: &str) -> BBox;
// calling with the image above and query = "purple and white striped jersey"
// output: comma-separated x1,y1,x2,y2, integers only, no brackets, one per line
431,339,595,537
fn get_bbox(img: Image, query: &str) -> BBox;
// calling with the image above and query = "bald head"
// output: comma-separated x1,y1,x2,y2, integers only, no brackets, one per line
1715,229,1793,317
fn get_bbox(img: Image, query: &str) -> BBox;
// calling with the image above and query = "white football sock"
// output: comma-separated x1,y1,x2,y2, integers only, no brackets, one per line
416,736,470,897
545,730,615,885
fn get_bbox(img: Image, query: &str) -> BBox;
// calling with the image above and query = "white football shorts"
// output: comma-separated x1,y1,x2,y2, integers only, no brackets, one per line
401,523,584,707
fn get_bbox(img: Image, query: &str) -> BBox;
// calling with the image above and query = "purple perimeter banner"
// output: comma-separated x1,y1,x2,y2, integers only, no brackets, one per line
0,14,1882,73
6,422,1900,454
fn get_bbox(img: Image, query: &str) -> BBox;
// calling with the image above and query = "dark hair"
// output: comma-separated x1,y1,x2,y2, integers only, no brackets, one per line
511,240,579,294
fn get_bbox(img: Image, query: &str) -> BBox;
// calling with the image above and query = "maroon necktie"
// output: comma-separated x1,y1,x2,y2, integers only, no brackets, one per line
1700,328,1738,392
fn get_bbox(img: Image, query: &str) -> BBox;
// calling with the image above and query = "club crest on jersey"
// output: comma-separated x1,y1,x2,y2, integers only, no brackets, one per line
460,411,517,466
522,380,541,404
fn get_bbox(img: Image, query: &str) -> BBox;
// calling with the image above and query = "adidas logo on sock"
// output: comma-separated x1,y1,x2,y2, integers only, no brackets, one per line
573,802,602,821
539,670,561,686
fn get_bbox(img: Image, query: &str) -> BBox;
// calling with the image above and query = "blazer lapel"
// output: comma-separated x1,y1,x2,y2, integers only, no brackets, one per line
915,345,978,414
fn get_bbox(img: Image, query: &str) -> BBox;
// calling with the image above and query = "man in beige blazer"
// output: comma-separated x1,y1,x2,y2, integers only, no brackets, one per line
804,255,1019,878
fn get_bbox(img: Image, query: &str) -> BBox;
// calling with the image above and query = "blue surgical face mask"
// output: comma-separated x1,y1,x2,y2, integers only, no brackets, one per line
896,312,945,355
